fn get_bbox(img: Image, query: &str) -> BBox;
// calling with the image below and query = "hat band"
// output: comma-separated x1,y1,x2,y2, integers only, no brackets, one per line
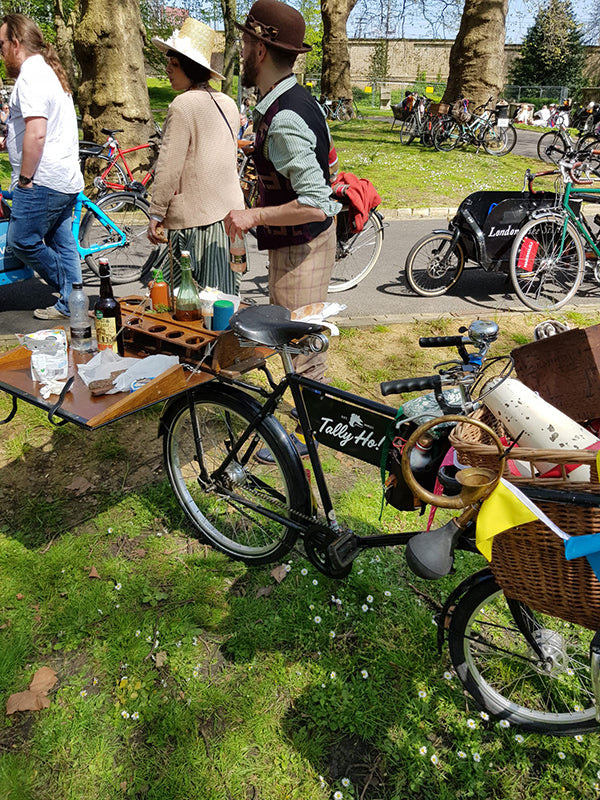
245,14,280,42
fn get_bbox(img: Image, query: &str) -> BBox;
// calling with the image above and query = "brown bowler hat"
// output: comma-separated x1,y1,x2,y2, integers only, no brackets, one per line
236,0,312,53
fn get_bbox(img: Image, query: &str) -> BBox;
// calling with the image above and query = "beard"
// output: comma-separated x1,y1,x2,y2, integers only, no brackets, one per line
241,47,259,89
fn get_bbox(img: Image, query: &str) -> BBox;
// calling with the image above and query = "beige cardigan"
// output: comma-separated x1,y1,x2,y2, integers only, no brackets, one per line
149,88,244,229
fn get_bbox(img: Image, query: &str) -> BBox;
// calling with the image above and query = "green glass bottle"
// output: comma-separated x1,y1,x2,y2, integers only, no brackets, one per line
174,251,201,322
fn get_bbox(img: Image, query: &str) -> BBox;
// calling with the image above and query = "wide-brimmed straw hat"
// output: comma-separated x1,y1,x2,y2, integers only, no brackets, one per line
152,17,225,81
236,0,312,54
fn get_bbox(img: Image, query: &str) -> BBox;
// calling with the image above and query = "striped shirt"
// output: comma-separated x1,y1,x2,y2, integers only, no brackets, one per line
253,76,340,218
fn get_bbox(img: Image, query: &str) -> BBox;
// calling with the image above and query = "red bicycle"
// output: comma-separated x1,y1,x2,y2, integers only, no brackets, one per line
79,123,162,197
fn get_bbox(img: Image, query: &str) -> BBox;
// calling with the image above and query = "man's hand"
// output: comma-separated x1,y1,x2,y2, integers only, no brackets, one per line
147,218,167,244
224,207,260,241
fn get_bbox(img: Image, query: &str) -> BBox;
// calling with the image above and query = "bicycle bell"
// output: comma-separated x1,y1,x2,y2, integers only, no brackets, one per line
466,320,499,345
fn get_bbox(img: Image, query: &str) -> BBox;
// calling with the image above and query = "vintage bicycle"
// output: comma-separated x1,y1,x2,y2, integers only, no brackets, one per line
432,97,509,156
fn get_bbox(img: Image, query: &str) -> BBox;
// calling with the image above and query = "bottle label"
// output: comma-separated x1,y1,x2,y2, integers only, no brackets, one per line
71,325,92,340
95,316,119,352
230,252,247,274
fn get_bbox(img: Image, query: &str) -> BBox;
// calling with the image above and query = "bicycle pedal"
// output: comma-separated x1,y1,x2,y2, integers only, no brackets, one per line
327,531,360,571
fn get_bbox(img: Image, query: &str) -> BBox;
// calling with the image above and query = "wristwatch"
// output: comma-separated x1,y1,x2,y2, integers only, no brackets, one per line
18,174,32,187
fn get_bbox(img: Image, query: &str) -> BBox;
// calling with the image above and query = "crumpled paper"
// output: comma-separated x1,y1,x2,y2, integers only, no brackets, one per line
292,302,347,336
39,379,69,400
77,350,179,394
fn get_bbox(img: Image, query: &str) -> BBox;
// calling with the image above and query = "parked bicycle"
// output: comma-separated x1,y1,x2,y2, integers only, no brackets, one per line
432,97,510,156
316,96,354,122
79,124,162,197
536,111,594,164
0,187,159,286
509,153,600,311
396,94,436,147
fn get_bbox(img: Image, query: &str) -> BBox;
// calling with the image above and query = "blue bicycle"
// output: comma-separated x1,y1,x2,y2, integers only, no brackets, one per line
0,189,159,287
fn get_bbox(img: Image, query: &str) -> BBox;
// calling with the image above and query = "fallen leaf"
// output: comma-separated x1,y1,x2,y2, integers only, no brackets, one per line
29,667,58,695
88,566,101,579
6,690,50,715
255,586,274,598
154,651,167,667
270,564,288,584
16,593,24,600
66,476,93,495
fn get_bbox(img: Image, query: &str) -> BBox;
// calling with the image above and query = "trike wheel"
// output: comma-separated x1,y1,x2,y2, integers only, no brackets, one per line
161,385,310,564
404,232,465,296
80,191,159,284
537,131,568,164
448,572,599,734
509,215,585,311
328,209,384,293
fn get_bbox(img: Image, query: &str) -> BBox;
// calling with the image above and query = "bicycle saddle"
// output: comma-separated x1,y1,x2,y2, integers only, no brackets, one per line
230,305,325,348
101,127,124,136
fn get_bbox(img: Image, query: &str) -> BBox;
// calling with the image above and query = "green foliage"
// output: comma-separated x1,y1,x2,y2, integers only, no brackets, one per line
509,0,586,88
299,0,323,77
369,40,389,84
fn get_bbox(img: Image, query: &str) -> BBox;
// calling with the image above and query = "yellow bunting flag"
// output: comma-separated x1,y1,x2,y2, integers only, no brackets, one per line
365,86,373,94
475,478,566,560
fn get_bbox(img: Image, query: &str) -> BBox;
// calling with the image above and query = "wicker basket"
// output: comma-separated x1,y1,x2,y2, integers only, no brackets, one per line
450,407,600,630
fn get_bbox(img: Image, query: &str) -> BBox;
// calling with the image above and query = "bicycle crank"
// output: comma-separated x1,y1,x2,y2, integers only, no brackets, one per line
303,524,359,578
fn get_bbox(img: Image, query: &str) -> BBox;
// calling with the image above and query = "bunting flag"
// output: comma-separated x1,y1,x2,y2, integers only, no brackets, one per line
475,478,567,561
564,534,600,583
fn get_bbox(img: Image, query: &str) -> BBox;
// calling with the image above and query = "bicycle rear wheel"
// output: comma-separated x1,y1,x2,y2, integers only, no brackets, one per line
481,123,508,155
537,131,569,164
509,214,585,311
161,385,310,564
448,573,599,735
328,209,384,293
404,231,465,296
79,191,160,284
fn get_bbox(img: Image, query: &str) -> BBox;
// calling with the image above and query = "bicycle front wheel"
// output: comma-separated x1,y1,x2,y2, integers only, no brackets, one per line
399,117,417,145
161,385,311,565
448,573,599,735
79,191,159,284
537,131,568,164
509,215,585,311
496,122,517,155
329,209,384,293
405,231,465,296
433,118,460,152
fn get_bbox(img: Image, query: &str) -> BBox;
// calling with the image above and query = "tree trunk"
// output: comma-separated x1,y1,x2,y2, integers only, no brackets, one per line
320,0,358,102
220,0,237,98
74,0,153,169
54,0,79,95
442,0,509,108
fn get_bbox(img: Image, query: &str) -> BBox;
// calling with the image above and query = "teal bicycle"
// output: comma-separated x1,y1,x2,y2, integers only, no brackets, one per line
432,97,509,156
509,153,600,311
1,188,159,286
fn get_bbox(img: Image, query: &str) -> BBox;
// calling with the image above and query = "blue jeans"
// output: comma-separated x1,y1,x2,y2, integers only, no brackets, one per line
8,184,81,315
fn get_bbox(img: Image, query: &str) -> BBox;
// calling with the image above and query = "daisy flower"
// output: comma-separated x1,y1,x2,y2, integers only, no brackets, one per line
384,590,391,597
480,711,489,721
314,616,322,624
499,719,510,728
558,751,566,760
366,595,373,603
135,630,141,637
132,711,140,721
330,671,337,679
285,564,291,572
473,753,481,763
575,735,584,742
418,690,427,699
361,604,369,612
121,710,130,719
419,746,428,755
457,750,467,759
443,671,453,680
301,568,308,576
431,754,439,765
341,777,350,787
514,734,524,743
114,583,121,591
79,690,87,698
329,630,336,639
361,669,369,679
333,792,343,800
466,718,477,730
312,579,319,586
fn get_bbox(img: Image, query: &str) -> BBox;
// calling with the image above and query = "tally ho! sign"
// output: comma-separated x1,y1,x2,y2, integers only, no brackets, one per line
301,388,394,467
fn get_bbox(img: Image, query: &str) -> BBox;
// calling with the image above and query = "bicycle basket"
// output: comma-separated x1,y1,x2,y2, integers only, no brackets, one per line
450,406,600,629
451,99,471,123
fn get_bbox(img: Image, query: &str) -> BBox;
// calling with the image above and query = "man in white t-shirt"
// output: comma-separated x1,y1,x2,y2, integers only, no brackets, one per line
0,13,83,320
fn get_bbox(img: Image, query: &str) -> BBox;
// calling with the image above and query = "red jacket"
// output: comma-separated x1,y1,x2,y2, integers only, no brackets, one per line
331,172,382,233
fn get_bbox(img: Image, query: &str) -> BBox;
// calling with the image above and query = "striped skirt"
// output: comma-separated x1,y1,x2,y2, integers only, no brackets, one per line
155,220,240,295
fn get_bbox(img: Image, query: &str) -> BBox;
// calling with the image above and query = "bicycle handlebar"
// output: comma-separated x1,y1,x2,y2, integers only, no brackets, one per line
380,375,442,396
418,335,465,348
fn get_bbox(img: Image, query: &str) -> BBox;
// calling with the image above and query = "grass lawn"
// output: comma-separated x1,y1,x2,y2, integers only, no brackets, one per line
2,312,600,800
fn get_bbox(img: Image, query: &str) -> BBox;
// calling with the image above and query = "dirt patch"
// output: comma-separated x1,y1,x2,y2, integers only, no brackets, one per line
328,735,387,798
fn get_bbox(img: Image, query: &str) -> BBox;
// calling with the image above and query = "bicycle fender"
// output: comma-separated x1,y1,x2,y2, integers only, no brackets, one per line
435,567,495,654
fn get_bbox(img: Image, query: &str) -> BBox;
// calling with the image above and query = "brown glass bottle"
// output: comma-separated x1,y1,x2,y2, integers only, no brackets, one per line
94,259,124,356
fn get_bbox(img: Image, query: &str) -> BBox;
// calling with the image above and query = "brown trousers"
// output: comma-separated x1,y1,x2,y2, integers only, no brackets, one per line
268,222,336,383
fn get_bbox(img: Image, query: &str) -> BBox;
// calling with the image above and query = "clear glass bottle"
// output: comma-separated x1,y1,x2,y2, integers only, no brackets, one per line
94,259,124,356
229,234,247,274
68,282,93,352
174,251,201,322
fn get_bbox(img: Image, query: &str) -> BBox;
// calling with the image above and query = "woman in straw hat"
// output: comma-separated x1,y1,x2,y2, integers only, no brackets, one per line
147,17,244,293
